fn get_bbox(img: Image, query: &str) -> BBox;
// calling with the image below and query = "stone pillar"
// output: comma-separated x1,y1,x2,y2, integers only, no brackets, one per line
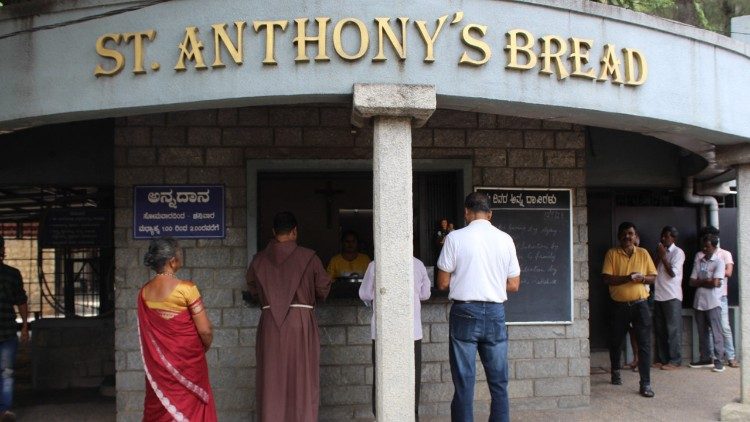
352,84,435,421
722,163,750,420
741,164,750,403
725,22,750,420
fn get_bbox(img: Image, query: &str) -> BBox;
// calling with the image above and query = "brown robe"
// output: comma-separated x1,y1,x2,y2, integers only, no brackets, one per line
246,239,332,422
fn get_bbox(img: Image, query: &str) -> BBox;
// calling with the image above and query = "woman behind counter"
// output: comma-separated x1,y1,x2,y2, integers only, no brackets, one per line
327,230,371,278
359,255,432,417
137,237,217,422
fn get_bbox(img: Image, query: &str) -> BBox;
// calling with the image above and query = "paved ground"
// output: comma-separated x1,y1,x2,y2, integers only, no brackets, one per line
9,364,741,421
511,365,741,422
13,387,114,422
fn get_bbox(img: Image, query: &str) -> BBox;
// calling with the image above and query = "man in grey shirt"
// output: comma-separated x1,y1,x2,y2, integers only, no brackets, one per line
688,234,726,372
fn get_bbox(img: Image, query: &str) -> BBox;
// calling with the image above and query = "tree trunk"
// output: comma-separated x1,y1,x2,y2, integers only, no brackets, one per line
676,0,700,26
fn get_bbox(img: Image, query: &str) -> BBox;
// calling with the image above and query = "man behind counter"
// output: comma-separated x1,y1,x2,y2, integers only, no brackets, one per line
327,230,371,279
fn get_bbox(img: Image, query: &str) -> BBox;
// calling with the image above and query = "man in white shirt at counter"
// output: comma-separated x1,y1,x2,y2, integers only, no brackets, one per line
653,226,685,370
436,192,521,422
358,255,432,418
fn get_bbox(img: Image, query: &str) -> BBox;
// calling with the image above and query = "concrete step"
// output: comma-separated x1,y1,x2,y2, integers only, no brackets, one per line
590,350,610,373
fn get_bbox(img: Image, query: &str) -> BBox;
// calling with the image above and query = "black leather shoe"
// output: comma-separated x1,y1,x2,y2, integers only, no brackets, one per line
640,385,655,398
611,371,622,385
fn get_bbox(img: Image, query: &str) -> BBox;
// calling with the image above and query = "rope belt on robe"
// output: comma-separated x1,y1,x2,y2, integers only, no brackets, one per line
261,304,314,310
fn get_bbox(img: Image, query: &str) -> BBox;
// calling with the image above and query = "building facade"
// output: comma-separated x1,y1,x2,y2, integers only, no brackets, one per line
1,0,750,421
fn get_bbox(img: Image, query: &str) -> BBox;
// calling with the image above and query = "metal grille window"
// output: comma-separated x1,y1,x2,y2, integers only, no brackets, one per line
2,230,114,319
0,187,114,319
1,224,53,319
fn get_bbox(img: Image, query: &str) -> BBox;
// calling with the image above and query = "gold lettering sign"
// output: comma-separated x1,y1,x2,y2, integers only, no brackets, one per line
123,30,156,74
253,20,288,65
459,24,491,66
94,33,125,77
505,29,537,71
415,15,447,62
294,18,330,62
373,17,408,62
211,22,246,68
332,18,369,61
175,26,207,71
569,38,596,80
539,35,569,80
599,44,624,84
92,12,649,87
623,48,648,85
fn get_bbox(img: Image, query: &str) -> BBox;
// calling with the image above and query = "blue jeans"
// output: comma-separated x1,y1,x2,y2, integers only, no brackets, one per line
709,296,735,361
449,302,509,422
0,336,17,412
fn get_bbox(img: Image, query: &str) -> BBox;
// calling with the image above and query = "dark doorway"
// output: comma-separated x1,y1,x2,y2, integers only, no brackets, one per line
414,172,461,267
257,171,460,267
587,191,700,349
258,172,373,265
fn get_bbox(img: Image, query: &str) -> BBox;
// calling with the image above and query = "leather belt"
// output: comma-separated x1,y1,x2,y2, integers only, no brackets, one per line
614,298,647,306
452,300,500,304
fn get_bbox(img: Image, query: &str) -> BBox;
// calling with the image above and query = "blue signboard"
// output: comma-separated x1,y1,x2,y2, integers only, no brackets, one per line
133,185,225,239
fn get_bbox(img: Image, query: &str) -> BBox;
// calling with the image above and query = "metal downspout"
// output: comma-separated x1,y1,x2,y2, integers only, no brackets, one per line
683,176,719,229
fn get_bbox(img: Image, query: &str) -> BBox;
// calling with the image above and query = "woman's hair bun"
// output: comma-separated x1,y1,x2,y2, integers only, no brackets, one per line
143,252,157,268
143,237,180,271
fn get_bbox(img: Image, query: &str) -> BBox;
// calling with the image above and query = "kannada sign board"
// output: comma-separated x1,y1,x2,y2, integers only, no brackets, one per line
40,208,112,248
476,187,573,324
133,185,225,239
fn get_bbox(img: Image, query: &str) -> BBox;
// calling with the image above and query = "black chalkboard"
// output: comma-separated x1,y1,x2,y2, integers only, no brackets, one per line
477,188,573,324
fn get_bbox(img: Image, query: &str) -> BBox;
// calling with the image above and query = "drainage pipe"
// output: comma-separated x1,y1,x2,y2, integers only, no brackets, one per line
683,176,719,230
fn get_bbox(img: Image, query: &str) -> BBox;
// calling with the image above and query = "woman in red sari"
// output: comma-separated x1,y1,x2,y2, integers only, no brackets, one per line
138,238,217,422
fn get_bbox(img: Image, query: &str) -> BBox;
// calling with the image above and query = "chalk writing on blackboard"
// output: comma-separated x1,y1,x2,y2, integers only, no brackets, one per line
476,188,573,324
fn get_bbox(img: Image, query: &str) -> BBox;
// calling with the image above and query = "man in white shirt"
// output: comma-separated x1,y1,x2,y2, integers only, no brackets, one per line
653,226,685,370
358,256,432,418
699,226,738,367
436,192,521,422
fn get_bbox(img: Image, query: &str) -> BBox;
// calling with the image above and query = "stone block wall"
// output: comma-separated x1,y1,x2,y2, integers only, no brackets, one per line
316,297,590,419
113,106,588,421
32,318,114,389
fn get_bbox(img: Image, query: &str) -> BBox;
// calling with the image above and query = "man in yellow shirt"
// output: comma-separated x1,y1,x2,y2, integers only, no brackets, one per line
327,230,371,279
602,222,657,398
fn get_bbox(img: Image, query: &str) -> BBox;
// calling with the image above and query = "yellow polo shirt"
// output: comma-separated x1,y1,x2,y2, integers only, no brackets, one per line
602,246,657,302
326,253,371,278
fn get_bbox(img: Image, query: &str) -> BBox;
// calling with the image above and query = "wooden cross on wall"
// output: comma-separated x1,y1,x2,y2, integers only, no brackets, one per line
314,181,344,229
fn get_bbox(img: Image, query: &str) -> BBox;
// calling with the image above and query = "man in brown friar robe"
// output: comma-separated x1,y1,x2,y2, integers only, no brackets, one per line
246,211,332,422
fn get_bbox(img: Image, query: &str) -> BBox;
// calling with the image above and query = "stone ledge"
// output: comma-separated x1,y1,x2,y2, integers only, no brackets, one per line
721,402,750,421
352,84,436,128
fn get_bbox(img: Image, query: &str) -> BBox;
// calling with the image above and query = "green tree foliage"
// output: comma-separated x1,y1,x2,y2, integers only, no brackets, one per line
0,1,747,35
593,0,750,35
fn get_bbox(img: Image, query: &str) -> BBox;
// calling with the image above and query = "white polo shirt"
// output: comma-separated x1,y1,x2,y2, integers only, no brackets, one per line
358,257,432,340
437,219,520,303
654,243,685,302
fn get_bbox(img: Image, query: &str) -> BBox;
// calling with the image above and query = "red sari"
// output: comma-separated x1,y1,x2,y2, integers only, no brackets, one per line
137,291,217,422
